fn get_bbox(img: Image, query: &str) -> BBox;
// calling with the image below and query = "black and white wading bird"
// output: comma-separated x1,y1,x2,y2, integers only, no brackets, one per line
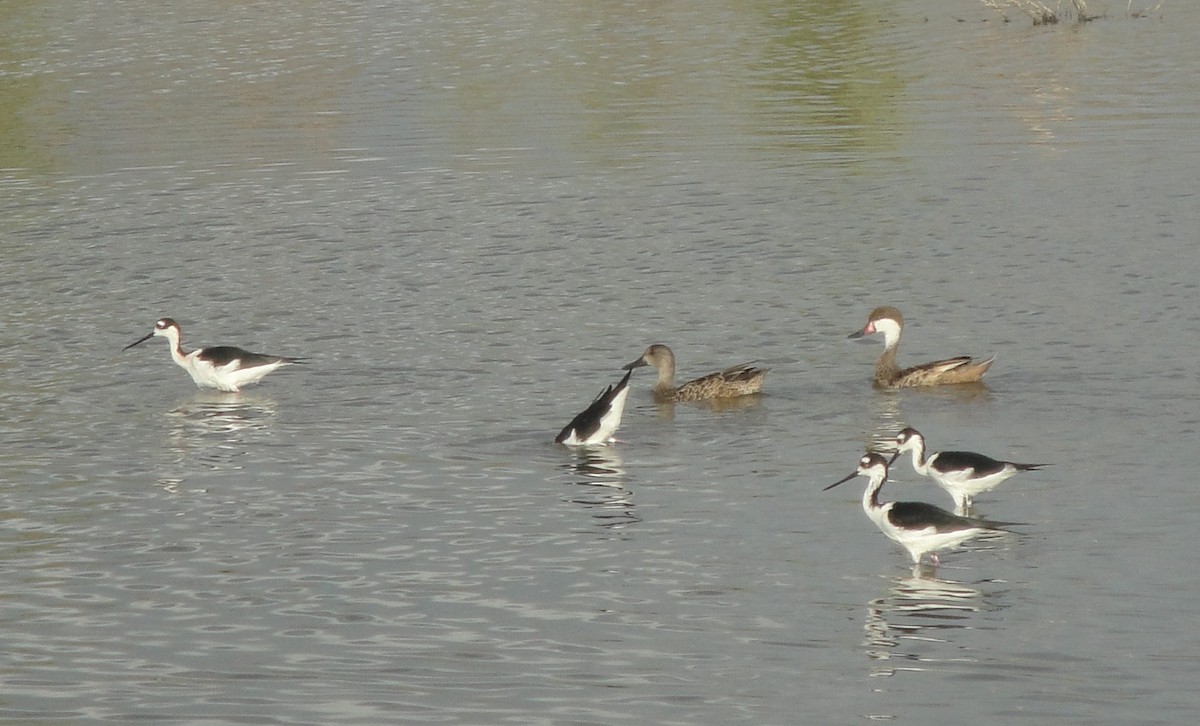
555,370,632,446
825,452,1019,568
890,427,1044,515
124,318,303,392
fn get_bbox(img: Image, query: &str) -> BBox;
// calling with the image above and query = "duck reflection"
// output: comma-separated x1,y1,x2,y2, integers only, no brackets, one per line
864,572,1008,678
921,381,992,403
862,382,992,456
647,392,765,422
559,446,640,530
691,393,765,412
865,390,905,452
164,391,279,472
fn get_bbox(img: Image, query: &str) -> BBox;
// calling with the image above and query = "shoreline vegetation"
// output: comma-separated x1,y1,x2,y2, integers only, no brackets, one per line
978,0,1163,25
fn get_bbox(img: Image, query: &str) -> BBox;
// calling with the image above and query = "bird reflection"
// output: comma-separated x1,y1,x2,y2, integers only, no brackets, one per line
862,382,991,453
650,393,765,421
911,381,992,403
864,572,1008,678
559,446,640,530
164,392,279,474
865,390,905,451
692,393,765,412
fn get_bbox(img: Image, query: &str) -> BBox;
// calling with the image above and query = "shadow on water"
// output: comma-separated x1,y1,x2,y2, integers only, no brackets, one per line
557,446,640,531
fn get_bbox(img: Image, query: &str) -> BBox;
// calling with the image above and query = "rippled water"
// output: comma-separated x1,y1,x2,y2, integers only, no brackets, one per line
3,1,1199,723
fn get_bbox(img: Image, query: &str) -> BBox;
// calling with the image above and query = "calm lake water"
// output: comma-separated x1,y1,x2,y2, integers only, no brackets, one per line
3,1,1198,723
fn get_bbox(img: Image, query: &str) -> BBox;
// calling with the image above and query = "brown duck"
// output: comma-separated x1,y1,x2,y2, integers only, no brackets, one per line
622,344,767,402
849,306,994,388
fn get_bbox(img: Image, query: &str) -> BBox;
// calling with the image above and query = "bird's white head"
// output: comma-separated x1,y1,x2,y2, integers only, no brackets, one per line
893,427,925,454
124,317,183,351
850,306,904,349
826,451,889,491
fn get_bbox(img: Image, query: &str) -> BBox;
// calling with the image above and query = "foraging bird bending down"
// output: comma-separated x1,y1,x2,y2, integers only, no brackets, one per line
124,317,302,392
555,370,633,446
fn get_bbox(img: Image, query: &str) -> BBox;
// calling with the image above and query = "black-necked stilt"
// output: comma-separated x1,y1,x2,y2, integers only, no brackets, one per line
889,427,1044,515
825,452,1018,567
849,306,994,388
555,369,632,446
124,318,302,392
622,344,767,402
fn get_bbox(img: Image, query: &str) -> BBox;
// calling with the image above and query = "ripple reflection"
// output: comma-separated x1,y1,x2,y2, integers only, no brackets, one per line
558,447,640,530
162,393,279,479
864,572,1011,679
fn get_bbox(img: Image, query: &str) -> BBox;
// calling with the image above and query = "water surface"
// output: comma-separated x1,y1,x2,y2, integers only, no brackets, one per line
2,1,1198,723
